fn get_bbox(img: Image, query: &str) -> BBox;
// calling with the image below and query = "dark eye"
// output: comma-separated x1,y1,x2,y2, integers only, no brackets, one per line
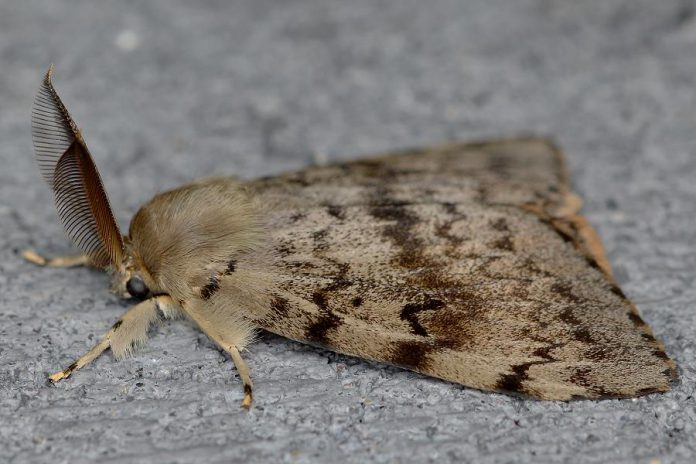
126,276,149,298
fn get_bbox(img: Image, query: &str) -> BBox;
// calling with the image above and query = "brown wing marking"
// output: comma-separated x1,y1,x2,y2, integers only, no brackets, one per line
252,200,675,400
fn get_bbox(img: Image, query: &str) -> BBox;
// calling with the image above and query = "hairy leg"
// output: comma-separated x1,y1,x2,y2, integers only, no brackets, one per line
49,295,178,382
182,301,255,409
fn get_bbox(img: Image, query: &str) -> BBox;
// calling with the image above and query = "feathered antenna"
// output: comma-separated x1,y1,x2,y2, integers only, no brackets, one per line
31,65,124,267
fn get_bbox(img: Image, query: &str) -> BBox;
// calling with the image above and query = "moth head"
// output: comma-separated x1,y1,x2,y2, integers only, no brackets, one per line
31,66,130,284
107,242,160,299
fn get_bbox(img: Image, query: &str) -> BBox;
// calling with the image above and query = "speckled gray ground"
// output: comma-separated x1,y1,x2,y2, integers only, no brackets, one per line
1,0,695,463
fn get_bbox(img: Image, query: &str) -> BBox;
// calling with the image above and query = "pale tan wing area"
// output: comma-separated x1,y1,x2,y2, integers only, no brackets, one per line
251,138,569,212
247,139,676,400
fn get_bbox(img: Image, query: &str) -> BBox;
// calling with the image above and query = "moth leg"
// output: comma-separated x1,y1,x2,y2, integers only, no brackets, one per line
227,345,253,409
48,336,110,383
23,249,90,268
48,295,176,383
195,332,254,409
182,304,255,409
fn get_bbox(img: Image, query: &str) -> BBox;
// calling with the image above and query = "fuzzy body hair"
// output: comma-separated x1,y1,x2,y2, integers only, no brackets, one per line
126,177,276,353
128,178,266,299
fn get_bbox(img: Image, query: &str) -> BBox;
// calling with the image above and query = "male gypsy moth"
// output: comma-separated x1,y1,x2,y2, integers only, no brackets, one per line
26,66,676,407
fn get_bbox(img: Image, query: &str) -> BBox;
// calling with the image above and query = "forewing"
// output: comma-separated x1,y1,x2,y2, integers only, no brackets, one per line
250,138,571,214
246,139,675,400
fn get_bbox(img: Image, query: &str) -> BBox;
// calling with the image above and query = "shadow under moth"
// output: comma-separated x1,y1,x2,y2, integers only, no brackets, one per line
26,66,677,408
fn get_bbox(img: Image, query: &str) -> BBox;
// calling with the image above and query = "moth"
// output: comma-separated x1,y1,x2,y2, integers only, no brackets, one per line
26,66,676,408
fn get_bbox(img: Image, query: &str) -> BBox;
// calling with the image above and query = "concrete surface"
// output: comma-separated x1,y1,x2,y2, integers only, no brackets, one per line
1,0,695,463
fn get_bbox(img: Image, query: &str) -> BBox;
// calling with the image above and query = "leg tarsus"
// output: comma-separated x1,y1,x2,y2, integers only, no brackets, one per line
48,362,77,383
48,337,110,383
228,345,253,409
23,249,90,268
22,250,47,265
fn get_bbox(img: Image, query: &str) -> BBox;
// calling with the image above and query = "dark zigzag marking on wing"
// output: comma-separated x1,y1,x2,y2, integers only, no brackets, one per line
495,343,560,394
400,298,445,337
304,259,352,345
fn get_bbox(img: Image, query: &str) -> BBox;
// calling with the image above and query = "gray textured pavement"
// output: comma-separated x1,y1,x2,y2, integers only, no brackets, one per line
1,1,695,463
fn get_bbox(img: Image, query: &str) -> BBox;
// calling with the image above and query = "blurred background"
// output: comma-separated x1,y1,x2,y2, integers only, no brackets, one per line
1,1,694,463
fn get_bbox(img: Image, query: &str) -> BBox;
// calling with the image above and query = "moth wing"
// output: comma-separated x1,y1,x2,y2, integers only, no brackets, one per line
252,138,611,274
245,139,675,400
251,138,571,212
